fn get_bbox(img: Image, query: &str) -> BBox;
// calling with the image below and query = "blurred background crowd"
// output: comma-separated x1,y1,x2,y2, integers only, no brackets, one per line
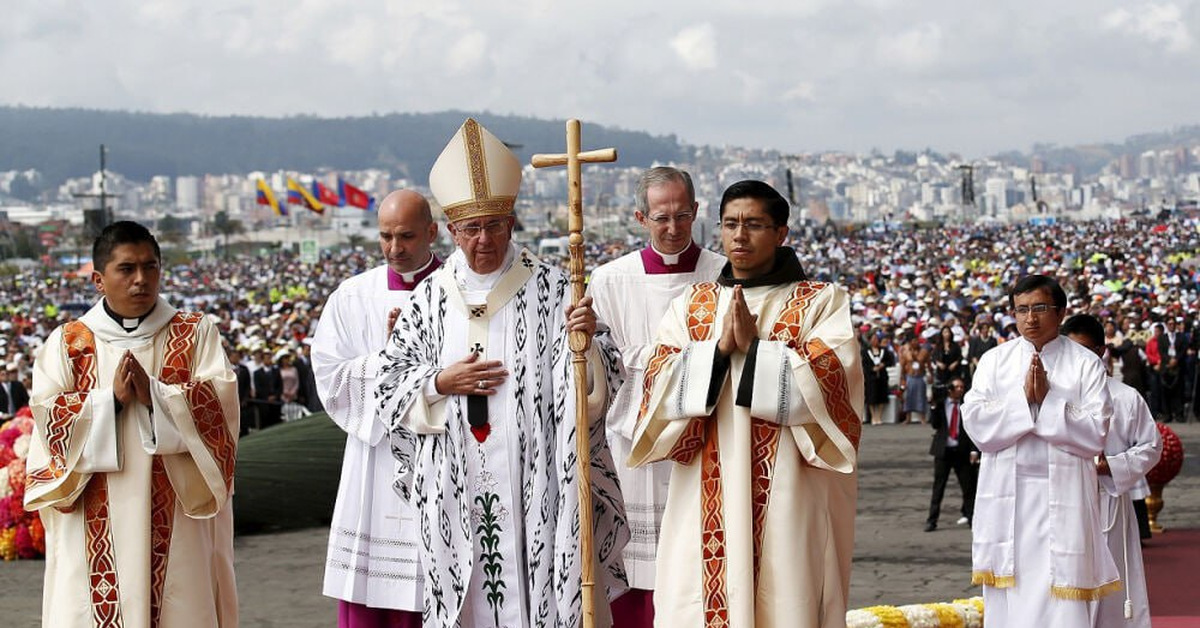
0,213,1195,430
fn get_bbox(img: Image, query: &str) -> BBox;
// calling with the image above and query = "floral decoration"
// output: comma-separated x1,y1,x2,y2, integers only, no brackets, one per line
846,597,984,628
0,411,44,560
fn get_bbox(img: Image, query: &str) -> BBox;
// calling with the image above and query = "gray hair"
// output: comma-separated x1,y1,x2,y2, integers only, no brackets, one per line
636,166,695,214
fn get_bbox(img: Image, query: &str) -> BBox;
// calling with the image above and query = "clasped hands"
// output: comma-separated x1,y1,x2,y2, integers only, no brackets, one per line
716,286,758,358
433,297,599,395
113,350,152,408
1024,351,1049,405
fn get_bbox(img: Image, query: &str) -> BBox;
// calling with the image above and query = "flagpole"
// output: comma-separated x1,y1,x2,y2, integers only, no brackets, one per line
531,119,616,628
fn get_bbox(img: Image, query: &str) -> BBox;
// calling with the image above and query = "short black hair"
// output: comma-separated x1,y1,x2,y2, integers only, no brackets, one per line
1060,314,1105,347
719,180,789,227
93,221,161,272
1008,274,1067,310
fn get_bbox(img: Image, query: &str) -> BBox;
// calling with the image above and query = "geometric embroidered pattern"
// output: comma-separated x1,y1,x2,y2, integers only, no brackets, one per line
185,380,237,493
659,282,721,465
687,282,719,342
83,474,123,628
699,418,729,628
771,283,861,450
162,313,236,492
27,321,97,487
149,458,174,627
688,283,730,627
749,418,780,589
801,338,861,450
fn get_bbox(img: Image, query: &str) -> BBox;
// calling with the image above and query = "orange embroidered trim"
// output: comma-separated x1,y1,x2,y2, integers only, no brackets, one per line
27,322,97,490
687,282,719,342
149,457,174,627
802,338,861,450
664,418,707,465
700,418,730,627
83,474,123,627
771,283,862,450
749,418,780,587
768,282,823,350
162,313,235,491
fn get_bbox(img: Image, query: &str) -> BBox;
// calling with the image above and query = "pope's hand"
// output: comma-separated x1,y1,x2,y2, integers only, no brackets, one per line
435,351,508,396
565,296,597,336
386,307,401,337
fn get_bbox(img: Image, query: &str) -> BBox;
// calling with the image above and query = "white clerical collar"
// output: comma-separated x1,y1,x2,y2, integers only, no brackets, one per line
651,243,686,265
399,254,436,284
455,244,517,291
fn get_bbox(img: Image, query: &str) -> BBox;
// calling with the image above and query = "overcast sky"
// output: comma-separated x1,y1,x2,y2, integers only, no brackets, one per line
3,0,1198,157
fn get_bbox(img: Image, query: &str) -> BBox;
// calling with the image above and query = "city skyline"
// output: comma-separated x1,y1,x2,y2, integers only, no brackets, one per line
3,1,1199,158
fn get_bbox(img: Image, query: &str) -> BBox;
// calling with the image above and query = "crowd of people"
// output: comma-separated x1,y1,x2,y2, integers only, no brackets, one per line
13,123,1196,627
1,212,1194,428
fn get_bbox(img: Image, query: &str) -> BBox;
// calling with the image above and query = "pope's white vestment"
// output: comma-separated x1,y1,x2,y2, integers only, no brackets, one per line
312,264,428,611
377,246,629,628
26,298,238,627
964,335,1119,627
587,244,725,589
1096,377,1160,628
631,273,862,628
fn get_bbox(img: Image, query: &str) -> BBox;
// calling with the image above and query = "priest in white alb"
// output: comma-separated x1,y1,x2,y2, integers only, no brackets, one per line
588,166,725,626
25,221,238,627
312,189,441,627
1061,314,1160,628
964,275,1119,627
630,180,861,628
376,118,629,628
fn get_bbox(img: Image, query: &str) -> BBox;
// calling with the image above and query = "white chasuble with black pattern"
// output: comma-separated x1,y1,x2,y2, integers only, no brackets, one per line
377,246,629,628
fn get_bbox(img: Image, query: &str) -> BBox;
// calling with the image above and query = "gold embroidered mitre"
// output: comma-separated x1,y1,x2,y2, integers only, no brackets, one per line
429,118,521,223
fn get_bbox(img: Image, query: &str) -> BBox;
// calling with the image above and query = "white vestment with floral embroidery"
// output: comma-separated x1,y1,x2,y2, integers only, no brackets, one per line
378,246,629,628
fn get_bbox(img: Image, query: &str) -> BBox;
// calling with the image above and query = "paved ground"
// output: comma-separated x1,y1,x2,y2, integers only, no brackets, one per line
3,421,1198,627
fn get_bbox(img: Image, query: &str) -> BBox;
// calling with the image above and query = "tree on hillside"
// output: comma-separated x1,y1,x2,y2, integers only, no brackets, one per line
157,215,188,246
211,210,244,259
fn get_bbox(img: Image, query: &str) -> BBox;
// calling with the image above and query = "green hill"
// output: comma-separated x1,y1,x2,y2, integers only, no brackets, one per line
0,106,686,186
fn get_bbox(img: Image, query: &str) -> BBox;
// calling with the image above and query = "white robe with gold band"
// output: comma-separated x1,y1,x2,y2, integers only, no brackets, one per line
587,246,726,590
630,280,861,628
963,335,1118,627
1096,377,1160,628
377,246,629,628
312,264,424,611
26,298,239,628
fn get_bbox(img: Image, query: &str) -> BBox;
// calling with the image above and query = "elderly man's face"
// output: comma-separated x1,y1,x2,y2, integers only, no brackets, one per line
449,216,515,274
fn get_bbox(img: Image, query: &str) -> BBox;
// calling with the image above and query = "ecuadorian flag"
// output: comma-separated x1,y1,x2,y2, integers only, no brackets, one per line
256,179,285,216
286,177,325,215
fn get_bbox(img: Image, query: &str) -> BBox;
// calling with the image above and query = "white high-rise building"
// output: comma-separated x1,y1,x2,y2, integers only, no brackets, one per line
176,176,200,210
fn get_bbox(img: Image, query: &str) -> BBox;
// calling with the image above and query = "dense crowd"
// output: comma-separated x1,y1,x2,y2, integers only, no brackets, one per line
0,213,1196,424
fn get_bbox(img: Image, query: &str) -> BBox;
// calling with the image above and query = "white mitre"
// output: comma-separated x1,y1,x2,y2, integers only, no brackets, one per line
429,118,522,224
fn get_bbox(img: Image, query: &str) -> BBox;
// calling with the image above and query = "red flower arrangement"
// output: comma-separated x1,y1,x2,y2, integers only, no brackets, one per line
0,411,45,560
1146,422,1184,486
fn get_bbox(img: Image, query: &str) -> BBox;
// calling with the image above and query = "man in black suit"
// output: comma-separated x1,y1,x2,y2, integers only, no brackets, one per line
0,365,29,416
252,349,282,430
925,377,979,532
229,347,254,436
295,342,323,413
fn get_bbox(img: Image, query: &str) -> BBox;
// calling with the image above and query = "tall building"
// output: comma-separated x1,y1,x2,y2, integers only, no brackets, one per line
176,176,200,210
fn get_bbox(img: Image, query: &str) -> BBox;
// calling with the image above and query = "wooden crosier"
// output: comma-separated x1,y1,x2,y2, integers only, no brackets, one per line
531,119,616,628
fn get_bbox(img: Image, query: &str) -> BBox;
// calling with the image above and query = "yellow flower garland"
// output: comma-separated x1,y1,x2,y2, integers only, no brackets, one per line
846,597,986,628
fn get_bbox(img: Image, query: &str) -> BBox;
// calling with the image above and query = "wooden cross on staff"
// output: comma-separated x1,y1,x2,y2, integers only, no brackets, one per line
531,119,616,628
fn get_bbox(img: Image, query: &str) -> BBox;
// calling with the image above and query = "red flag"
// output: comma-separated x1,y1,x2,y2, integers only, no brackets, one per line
338,177,375,210
312,181,341,206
